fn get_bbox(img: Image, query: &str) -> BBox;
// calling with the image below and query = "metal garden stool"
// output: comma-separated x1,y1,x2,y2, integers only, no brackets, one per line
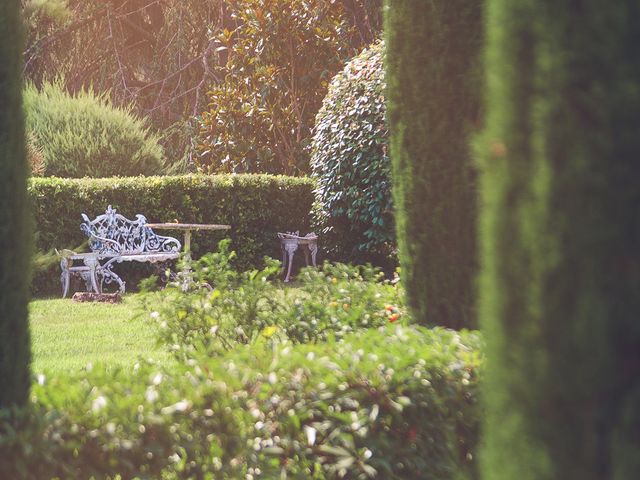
277,231,318,282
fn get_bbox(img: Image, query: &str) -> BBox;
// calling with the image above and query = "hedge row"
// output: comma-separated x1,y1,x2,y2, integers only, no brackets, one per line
1,326,482,479
29,174,315,294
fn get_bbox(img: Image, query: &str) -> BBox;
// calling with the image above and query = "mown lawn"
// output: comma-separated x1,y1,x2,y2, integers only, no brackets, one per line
29,295,169,373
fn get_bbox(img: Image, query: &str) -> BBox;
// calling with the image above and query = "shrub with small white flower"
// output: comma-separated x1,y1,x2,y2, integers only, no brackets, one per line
0,327,482,479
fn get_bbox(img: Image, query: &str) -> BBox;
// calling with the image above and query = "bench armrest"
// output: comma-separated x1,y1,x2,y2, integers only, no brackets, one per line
144,228,181,253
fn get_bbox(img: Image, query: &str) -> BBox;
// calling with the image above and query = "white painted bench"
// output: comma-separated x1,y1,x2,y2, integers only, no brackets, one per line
59,205,181,296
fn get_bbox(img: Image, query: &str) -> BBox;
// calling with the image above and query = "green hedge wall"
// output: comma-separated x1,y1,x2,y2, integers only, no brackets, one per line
478,1,640,479
29,174,315,295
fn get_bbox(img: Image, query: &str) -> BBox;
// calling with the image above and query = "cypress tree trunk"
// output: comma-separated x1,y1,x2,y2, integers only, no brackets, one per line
385,0,482,329
0,0,32,407
479,1,640,478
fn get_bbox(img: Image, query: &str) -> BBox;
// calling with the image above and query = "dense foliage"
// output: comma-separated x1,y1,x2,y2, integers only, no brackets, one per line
0,0,32,407
24,82,165,178
28,174,314,294
196,0,358,175
23,0,229,165
142,243,405,359
385,0,482,328
1,326,482,479
311,41,391,263
23,1,383,170
477,1,640,479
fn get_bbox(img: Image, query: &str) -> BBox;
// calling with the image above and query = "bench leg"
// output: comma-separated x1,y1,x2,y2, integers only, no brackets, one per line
100,258,126,294
61,269,70,298
82,256,101,293
60,258,72,298
101,272,126,295
79,271,97,293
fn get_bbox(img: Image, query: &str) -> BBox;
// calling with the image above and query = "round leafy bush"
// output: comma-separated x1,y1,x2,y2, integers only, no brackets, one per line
310,41,392,263
24,81,165,178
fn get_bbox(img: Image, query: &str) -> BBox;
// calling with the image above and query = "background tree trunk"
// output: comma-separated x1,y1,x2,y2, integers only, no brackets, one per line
0,0,32,407
385,0,482,329
478,1,640,478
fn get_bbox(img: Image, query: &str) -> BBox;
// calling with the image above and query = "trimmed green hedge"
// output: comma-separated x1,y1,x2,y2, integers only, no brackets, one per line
385,0,482,329
477,1,640,478
1,326,482,479
29,174,315,295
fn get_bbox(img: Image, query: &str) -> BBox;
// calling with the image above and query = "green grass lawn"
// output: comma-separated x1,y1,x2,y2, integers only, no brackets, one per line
29,295,168,373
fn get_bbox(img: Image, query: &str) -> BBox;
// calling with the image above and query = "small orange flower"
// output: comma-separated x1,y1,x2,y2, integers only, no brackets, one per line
385,305,394,312
490,140,507,158
343,303,350,309
389,313,400,323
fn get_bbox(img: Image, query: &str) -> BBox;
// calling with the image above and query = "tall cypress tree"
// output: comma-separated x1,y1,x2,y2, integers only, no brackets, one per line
0,0,32,407
478,1,640,478
385,0,482,329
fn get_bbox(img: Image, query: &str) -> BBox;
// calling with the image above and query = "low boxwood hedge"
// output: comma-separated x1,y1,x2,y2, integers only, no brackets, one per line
0,326,482,479
28,174,315,295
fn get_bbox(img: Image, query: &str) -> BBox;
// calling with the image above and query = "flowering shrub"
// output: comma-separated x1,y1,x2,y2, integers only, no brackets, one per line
1,326,482,479
233,326,482,479
141,241,405,359
140,240,287,359
279,262,405,344
5,246,481,479
0,359,247,479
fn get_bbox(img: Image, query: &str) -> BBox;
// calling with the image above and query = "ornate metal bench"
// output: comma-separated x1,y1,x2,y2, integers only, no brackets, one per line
59,205,181,296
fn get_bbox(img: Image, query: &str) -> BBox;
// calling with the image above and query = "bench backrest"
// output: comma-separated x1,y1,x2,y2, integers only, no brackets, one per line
81,205,181,255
